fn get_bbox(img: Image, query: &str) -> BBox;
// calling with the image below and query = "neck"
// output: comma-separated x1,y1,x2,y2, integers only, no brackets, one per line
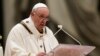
36,26,43,34
38,29,43,34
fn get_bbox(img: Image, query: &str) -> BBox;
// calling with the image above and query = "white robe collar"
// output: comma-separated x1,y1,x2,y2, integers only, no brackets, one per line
22,16,46,38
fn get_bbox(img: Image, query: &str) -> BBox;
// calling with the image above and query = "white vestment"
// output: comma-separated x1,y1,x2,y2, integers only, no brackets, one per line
4,17,59,56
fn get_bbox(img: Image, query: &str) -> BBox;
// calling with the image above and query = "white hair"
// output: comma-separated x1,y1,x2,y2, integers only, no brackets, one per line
32,3,48,11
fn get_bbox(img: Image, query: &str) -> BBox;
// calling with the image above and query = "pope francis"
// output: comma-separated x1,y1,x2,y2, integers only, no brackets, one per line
4,3,59,56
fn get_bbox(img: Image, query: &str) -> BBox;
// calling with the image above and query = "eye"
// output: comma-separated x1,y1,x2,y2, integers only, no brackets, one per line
40,15,44,18
46,16,49,18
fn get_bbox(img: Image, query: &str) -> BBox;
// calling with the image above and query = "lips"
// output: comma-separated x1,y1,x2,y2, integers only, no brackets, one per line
41,22,45,26
39,23,44,28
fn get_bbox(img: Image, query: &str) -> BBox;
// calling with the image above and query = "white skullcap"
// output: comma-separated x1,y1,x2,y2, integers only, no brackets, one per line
32,3,47,11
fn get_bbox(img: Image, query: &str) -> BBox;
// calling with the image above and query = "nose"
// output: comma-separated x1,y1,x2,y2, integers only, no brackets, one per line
41,18,48,22
41,19,48,25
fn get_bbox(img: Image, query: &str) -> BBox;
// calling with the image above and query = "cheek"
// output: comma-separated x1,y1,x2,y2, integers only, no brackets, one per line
38,22,41,26
37,20,42,26
33,19,40,27
41,20,47,25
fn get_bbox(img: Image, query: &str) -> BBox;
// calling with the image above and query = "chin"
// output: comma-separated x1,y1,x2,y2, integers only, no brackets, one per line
40,25,45,28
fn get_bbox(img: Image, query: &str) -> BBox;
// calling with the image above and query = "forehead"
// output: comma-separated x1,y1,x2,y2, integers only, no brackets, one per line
35,7,49,13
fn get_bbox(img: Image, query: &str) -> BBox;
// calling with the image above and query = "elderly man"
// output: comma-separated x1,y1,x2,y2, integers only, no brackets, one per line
4,3,59,56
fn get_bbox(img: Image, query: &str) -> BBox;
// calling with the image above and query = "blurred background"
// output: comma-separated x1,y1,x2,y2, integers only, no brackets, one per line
0,0,100,56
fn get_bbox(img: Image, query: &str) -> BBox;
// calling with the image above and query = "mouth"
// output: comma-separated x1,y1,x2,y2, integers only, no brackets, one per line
40,25,45,28
40,23,45,27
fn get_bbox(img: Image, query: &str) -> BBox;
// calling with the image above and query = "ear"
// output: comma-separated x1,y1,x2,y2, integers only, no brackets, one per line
31,12,35,16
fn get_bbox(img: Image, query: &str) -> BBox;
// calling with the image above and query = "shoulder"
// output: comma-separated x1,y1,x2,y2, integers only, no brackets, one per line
10,18,29,32
8,19,29,36
10,23,24,33
7,24,24,39
7,19,29,41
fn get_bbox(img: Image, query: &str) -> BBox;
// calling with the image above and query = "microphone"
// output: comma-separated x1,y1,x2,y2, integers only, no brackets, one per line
54,25,82,45
0,35,2,40
54,25,62,36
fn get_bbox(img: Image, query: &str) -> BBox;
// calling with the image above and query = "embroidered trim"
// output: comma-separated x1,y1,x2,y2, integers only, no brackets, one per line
20,21,33,34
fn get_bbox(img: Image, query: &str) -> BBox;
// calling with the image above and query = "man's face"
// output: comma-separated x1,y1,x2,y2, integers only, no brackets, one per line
31,7,49,32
